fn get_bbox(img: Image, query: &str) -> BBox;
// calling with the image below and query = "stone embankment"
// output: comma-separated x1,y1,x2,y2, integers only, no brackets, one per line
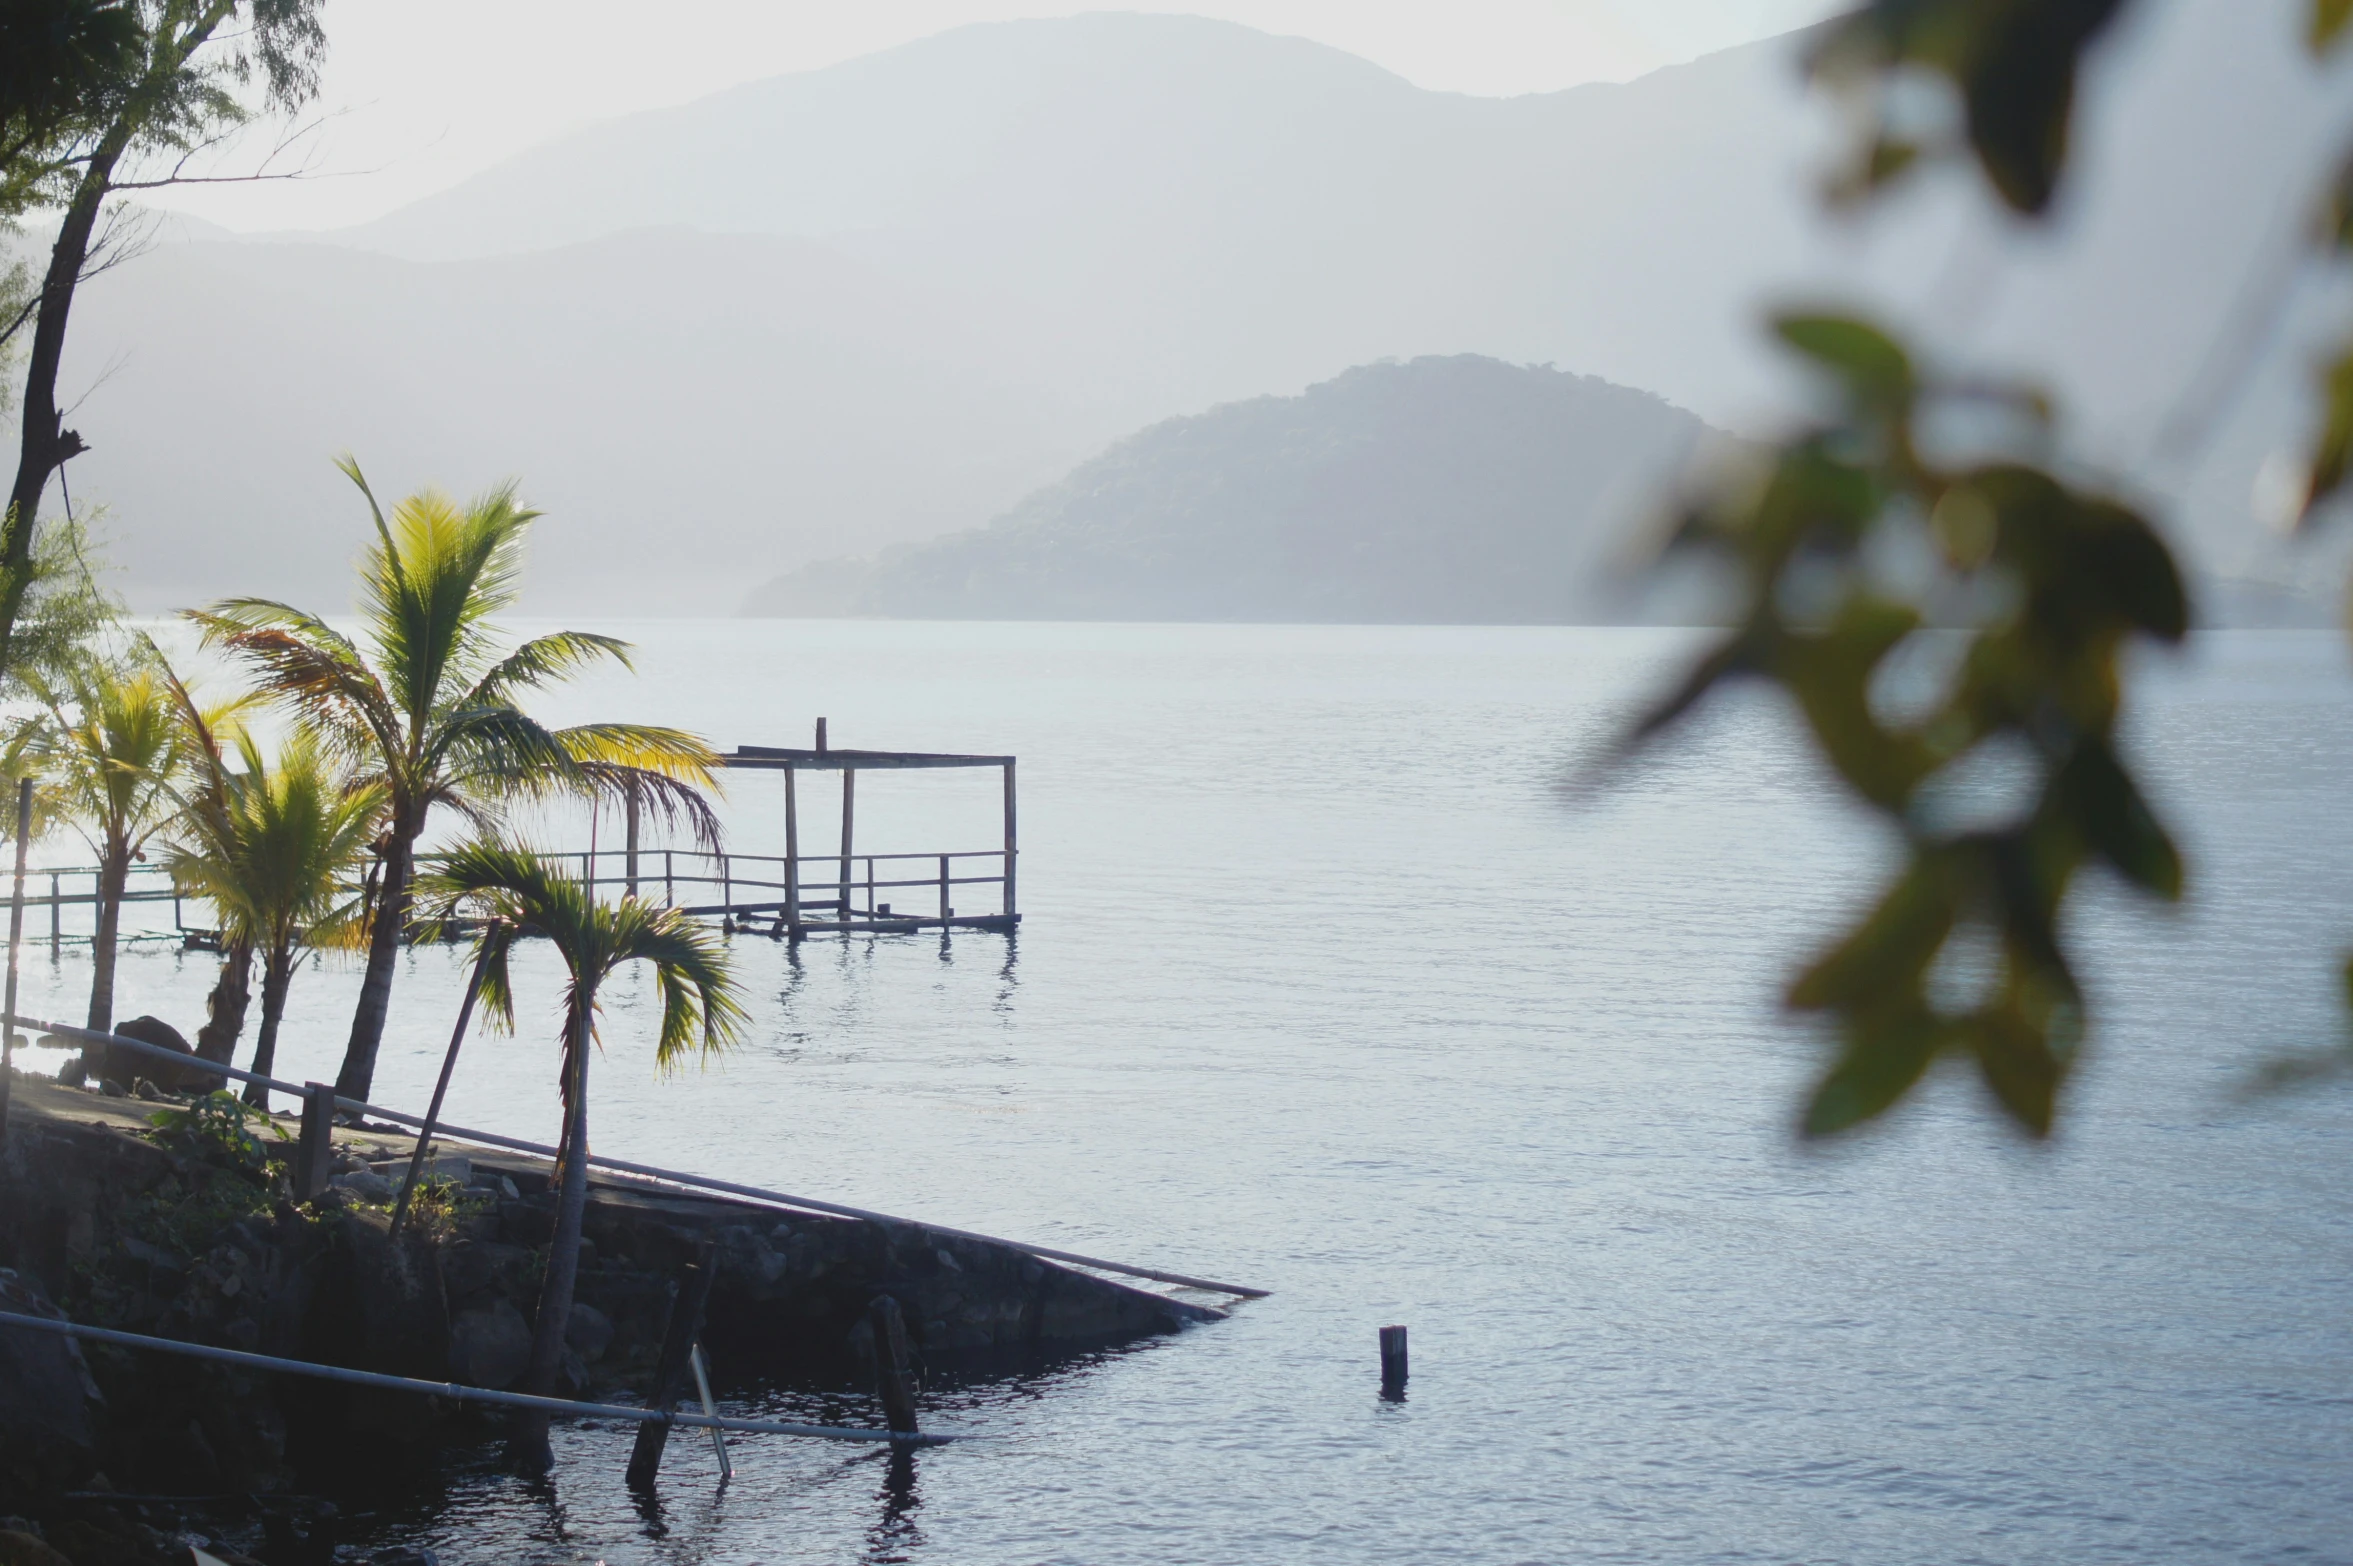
0,1072,1224,1563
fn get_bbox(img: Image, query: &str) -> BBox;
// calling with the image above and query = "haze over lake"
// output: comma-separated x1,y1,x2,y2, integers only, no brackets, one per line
16,621,2348,1565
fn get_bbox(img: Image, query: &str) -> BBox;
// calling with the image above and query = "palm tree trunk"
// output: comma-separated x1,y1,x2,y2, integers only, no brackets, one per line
85,845,128,1035
336,830,412,1103
510,994,593,1475
244,945,295,1111
195,935,254,1095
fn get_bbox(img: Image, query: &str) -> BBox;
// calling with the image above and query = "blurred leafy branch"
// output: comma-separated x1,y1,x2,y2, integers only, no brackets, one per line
1640,0,2353,1135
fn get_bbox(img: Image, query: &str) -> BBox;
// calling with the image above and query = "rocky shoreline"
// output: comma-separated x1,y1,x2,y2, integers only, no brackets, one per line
0,1071,1225,1564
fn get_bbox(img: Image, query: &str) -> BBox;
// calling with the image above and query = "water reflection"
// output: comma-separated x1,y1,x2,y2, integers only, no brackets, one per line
861,1448,924,1565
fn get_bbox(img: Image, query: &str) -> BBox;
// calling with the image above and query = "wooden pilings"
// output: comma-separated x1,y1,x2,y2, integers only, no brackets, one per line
783,767,800,930
867,1294,921,1439
1001,760,1017,920
1379,1325,1408,1399
294,1082,335,1200
626,1255,721,1489
839,768,857,919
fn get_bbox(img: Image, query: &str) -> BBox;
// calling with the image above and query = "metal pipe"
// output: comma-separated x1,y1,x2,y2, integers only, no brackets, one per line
0,1310,962,1445
690,1342,732,1481
1,779,29,1142
4,1012,1269,1299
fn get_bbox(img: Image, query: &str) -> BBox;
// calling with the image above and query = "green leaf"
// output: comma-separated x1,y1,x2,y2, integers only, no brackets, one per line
1963,1004,2064,1136
1774,314,1914,403
1959,0,2130,215
1779,595,1936,808
2314,0,2353,51
2303,345,2353,520
1803,1016,1944,1137
1790,858,1958,1012
2078,501,2188,640
2054,737,2183,898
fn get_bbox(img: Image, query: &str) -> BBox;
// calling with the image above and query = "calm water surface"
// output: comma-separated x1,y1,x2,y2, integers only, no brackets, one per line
24,623,2353,1565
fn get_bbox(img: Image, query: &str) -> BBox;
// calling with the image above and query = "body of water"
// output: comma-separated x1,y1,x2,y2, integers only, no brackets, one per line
22,622,2352,1565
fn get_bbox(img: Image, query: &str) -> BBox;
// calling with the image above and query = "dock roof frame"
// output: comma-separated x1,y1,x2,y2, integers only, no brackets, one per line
715,722,1017,934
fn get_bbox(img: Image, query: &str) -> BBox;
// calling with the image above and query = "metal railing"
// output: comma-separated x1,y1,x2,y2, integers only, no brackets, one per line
6,1012,1268,1301
4,842,1019,952
565,846,1011,922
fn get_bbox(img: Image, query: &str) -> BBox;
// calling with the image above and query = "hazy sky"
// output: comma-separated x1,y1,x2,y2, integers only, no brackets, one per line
158,1,1841,232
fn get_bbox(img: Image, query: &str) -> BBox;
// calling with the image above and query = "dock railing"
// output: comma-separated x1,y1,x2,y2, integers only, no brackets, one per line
5,844,1018,952
558,846,1015,933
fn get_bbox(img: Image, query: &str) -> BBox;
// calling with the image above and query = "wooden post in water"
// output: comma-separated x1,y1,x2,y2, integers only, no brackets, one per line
1,778,30,1143
1001,760,1018,920
783,766,800,935
48,873,59,955
294,1083,335,1200
867,1295,920,1439
625,1255,720,1489
839,769,856,920
1379,1325,1408,1398
938,854,950,921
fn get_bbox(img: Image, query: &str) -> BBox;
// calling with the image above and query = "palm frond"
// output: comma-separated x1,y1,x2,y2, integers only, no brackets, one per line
415,836,744,1075
464,631,635,708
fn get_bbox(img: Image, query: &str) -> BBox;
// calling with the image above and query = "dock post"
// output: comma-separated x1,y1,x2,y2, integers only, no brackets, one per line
294,1083,335,1200
1379,1325,1408,1399
625,1254,720,1489
664,849,673,907
49,873,59,955
720,854,731,921
866,1295,920,1439
625,785,641,898
839,768,856,922
783,766,800,936
1001,760,1017,921
1,779,30,1143
938,854,950,922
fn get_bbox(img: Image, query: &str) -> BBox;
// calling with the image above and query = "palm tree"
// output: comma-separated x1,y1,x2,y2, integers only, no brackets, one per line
192,457,721,1104
34,657,190,1033
415,839,743,1475
167,723,384,1110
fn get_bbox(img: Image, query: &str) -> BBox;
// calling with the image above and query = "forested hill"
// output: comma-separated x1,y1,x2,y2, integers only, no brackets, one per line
742,356,1719,624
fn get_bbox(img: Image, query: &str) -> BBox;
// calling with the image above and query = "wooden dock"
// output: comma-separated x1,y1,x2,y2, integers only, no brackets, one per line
9,720,1022,948
599,718,1019,941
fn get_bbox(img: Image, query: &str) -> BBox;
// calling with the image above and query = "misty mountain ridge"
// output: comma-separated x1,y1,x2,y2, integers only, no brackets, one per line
40,8,2353,617
747,356,1718,624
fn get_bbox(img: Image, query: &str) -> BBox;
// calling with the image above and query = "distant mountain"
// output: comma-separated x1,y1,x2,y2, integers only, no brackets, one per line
43,7,2352,612
744,357,1718,624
